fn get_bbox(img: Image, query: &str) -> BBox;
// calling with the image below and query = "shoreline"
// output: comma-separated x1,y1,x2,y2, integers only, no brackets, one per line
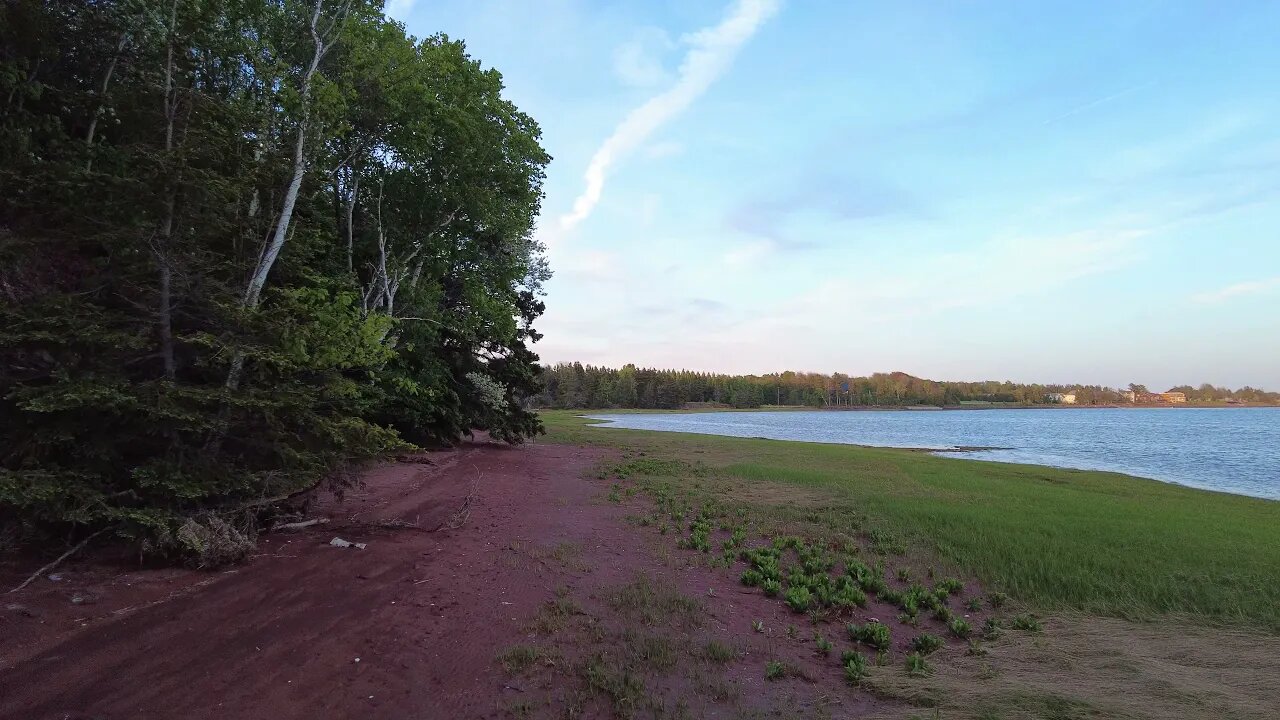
578,411,1280,503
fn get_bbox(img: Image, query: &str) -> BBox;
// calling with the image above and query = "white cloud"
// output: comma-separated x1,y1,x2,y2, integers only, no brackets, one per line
643,140,685,160
612,28,674,87
1191,276,1280,305
723,238,775,267
383,0,417,19
550,0,781,245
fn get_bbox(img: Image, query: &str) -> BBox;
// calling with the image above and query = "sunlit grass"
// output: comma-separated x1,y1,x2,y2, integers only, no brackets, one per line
540,410,1280,630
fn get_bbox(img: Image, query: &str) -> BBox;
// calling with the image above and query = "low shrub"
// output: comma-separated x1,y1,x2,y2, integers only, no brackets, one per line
765,660,787,680
843,651,869,684
909,633,944,655
785,585,813,613
1012,613,1043,632
948,618,972,638
904,652,932,677
848,621,892,651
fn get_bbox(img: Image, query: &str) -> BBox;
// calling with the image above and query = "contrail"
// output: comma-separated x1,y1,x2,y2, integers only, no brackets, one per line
549,0,781,246
1042,81,1154,126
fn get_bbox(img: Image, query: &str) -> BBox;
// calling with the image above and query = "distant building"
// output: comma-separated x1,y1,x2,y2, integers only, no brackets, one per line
1159,391,1187,404
1127,390,1188,404
1122,390,1136,403
1047,392,1077,405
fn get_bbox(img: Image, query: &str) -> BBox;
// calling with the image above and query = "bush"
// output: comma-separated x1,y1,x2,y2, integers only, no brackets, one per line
765,660,787,680
1012,613,1043,632
948,618,972,638
905,652,932,677
785,585,813,613
843,651,869,684
848,621,892,651
910,633,944,655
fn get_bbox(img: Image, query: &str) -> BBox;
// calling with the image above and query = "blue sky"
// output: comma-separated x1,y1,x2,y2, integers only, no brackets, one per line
390,0,1280,390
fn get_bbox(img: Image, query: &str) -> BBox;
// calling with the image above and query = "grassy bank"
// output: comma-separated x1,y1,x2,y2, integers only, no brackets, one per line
541,410,1280,631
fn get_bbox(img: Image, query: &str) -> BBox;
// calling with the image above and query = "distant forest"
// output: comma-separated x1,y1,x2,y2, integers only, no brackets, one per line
537,363,1280,409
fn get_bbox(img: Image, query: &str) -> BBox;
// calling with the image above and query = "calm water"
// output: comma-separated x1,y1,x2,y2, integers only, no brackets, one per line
585,408,1280,500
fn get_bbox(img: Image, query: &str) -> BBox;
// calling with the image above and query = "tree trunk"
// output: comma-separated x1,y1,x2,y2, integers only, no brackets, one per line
85,33,129,172
227,0,334,391
157,0,179,380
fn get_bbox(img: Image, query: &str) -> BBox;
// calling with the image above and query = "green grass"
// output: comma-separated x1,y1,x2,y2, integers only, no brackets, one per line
541,410,1280,630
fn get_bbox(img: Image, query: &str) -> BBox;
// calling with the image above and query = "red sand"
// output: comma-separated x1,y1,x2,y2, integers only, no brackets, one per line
1,439,907,719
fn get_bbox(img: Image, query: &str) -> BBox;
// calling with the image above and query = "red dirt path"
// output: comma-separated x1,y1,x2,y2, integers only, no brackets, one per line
1,439,900,720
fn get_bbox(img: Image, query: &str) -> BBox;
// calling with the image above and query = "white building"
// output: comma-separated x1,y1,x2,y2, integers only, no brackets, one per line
1047,392,1077,405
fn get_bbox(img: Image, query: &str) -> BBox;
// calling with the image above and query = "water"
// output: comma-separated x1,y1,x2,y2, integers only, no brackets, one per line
585,408,1280,501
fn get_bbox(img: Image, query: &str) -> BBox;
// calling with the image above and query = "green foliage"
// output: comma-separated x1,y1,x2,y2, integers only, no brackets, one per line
764,660,787,680
905,652,932,677
842,651,868,684
815,635,833,656
948,618,973,638
848,621,892,651
702,641,736,663
784,585,813,613
0,0,550,558
910,633,945,655
1012,614,1044,632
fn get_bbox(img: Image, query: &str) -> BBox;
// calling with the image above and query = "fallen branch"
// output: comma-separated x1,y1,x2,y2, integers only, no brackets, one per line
8,528,109,594
272,518,329,532
427,466,480,533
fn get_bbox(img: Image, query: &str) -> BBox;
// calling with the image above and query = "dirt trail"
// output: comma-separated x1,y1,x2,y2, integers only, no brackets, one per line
1,440,623,719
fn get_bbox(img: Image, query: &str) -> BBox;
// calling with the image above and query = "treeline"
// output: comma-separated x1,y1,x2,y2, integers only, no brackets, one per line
537,364,1280,409
0,0,549,561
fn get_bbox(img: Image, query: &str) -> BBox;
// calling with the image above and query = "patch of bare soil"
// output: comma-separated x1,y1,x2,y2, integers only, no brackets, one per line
0,439,905,720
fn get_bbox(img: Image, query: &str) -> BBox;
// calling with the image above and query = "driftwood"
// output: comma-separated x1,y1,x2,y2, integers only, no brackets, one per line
8,528,109,594
272,518,329,532
427,467,480,532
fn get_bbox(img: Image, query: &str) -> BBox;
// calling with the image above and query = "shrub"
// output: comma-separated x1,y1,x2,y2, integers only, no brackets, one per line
843,652,869,684
982,617,1004,640
988,591,1009,609
948,618,972,638
910,633,944,655
785,585,813,613
741,569,763,587
762,578,782,596
936,577,964,595
815,635,833,656
765,660,787,680
905,652,932,677
848,621,892,651
965,597,983,612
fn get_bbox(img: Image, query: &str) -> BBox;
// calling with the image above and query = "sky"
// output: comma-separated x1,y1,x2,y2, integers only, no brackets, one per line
388,0,1280,390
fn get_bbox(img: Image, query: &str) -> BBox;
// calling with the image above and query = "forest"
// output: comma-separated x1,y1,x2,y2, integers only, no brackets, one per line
0,0,549,561
537,363,1280,410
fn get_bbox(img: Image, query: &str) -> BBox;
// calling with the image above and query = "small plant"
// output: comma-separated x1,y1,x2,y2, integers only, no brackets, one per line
786,624,798,639
607,485,622,503
904,652,932,677
988,591,1008,609
752,619,765,633
932,605,953,623
897,612,918,626
497,645,543,673
948,618,972,638
965,597,983,612
848,621,892,651
982,617,1004,640
765,660,787,680
966,639,987,656
936,577,964,595
815,635,833,656
843,651,868,684
1011,613,1043,632
761,578,782,596
909,633,944,655
785,585,812,613
897,568,911,582
740,569,763,587
703,640,736,663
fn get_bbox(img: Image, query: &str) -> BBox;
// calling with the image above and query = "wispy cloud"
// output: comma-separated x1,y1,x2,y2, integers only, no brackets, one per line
383,0,417,19
613,27,674,88
1192,276,1280,305
1041,81,1154,126
551,0,781,243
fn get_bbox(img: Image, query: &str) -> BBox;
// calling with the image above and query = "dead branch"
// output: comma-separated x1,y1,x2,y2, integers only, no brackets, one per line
271,518,329,532
8,528,109,594
427,466,480,532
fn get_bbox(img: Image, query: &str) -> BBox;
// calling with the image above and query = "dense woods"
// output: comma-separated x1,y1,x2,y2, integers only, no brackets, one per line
0,0,549,560
537,364,1280,410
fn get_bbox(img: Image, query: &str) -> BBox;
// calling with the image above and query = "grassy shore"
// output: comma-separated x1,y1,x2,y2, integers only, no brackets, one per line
541,410,1280,631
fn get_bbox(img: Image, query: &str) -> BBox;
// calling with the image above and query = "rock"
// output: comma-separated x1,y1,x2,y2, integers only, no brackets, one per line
329,537,367,550
71,594,98,606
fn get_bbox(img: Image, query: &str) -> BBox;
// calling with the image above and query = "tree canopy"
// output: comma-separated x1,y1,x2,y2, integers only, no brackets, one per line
0,0,550,561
